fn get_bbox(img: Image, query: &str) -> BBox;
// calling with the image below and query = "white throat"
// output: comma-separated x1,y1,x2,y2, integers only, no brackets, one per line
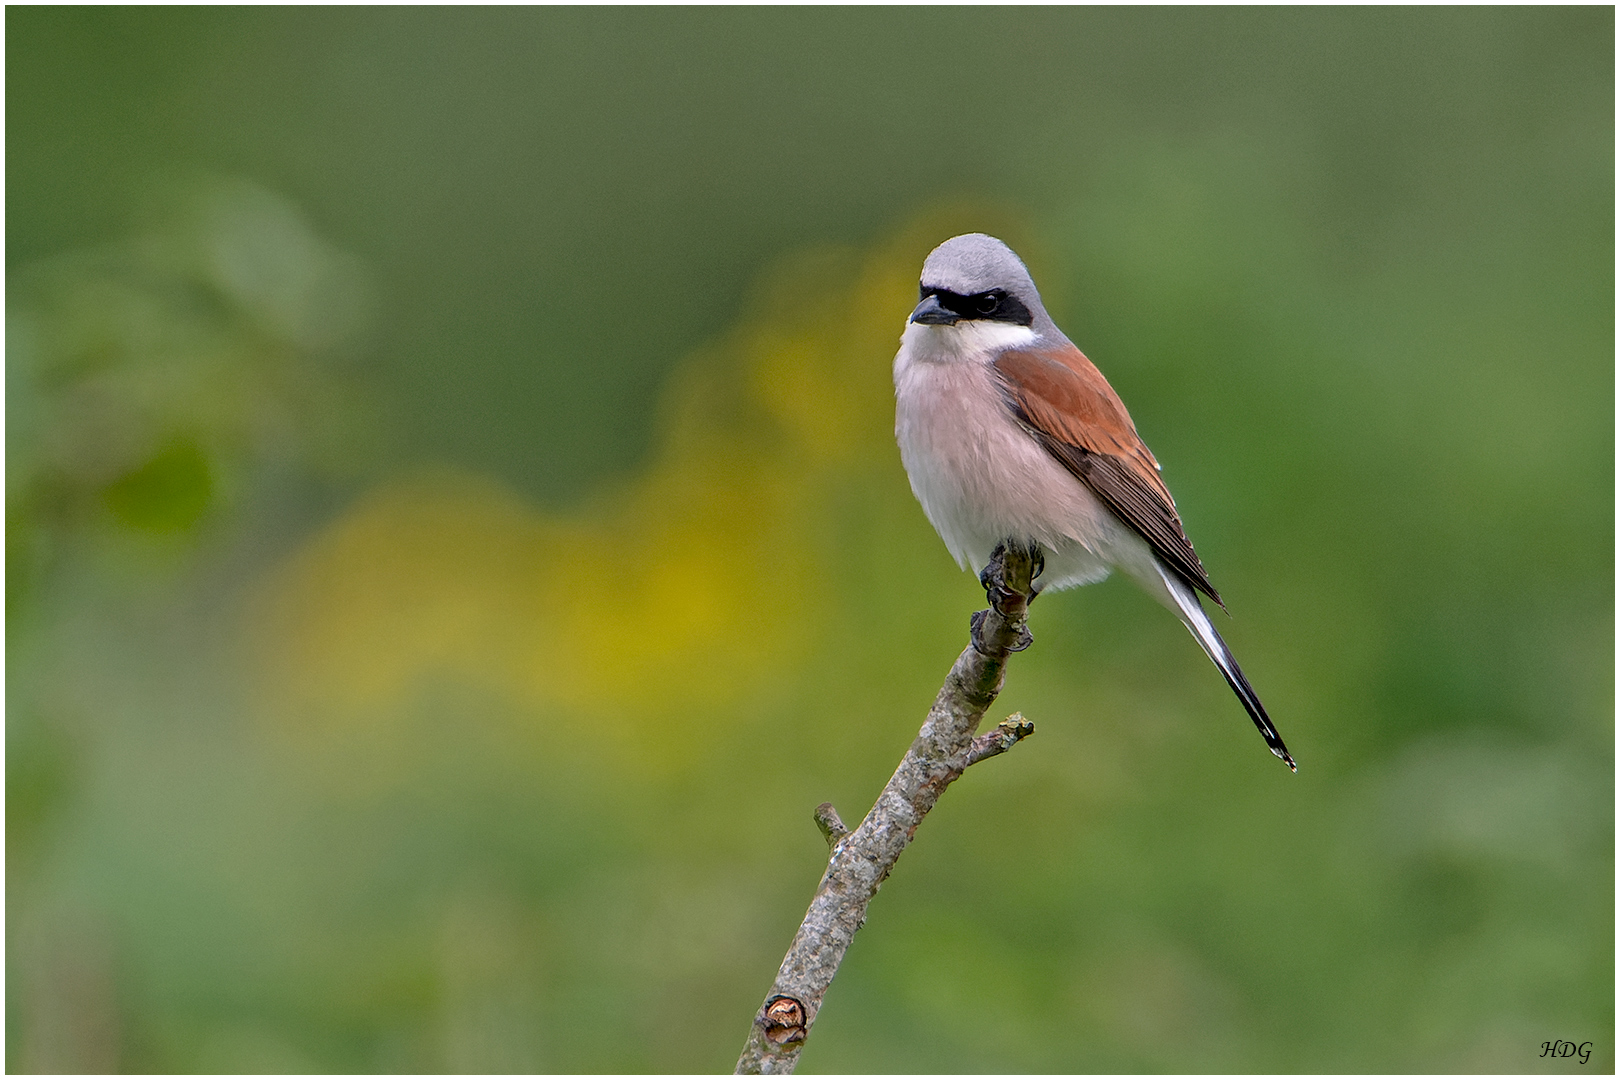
898,319,1038,364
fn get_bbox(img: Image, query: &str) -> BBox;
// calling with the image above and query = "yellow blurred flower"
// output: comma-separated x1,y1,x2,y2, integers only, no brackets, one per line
247,206,1030,770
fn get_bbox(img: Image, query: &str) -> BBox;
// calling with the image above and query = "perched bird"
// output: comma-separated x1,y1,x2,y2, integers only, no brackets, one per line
893,233,1294,770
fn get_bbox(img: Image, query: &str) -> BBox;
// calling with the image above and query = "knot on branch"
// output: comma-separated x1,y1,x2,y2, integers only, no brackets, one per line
760,995,807,1047
971,542,1040,657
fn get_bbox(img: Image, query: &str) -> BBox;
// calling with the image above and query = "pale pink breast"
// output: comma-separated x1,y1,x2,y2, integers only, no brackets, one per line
894,350,1130,588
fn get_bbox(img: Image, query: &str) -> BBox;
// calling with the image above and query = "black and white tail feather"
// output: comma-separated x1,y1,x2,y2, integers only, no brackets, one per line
1154,562,1297,771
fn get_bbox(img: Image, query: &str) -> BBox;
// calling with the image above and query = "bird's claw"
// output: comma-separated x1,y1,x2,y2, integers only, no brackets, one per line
971,541,1039,655
970,609,1033,656
980,541,1043,607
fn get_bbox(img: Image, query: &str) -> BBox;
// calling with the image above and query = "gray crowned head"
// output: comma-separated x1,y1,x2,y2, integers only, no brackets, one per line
910,233,1056,334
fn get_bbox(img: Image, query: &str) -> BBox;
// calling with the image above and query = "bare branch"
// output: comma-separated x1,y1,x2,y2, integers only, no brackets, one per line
735,543,1040,1074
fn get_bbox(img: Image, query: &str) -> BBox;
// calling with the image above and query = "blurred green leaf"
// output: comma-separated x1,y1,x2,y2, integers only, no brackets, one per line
102,439,213,532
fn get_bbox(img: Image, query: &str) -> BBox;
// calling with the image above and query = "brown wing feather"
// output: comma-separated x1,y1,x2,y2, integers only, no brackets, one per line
992,345,1223,607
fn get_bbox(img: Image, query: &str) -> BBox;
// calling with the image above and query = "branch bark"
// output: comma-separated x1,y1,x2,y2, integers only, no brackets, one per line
735,544,1040,1074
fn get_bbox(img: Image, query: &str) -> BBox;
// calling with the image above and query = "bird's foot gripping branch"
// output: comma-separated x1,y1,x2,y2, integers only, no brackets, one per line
734,545,1039,1074
972,540,1040,655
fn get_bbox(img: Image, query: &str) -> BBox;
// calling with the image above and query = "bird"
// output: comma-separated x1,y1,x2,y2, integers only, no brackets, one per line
892,233,1295,770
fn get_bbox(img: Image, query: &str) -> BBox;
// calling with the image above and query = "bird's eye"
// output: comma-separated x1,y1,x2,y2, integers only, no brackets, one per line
975,293,1000,315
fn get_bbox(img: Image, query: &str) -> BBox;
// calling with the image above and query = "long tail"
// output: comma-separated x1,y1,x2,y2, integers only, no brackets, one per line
1153,561,1296,771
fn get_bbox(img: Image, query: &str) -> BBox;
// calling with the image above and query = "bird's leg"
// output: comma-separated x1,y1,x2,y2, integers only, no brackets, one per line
979,540,1042,611
971,540,1037,656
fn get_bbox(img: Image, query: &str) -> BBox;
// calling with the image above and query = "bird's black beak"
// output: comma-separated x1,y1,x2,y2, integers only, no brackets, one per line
910,293,958,325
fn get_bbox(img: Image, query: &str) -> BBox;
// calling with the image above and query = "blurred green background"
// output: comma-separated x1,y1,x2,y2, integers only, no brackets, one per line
6,7,1613,1073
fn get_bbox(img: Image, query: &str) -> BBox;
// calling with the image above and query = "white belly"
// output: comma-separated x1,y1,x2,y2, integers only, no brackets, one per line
893,328,1153,591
